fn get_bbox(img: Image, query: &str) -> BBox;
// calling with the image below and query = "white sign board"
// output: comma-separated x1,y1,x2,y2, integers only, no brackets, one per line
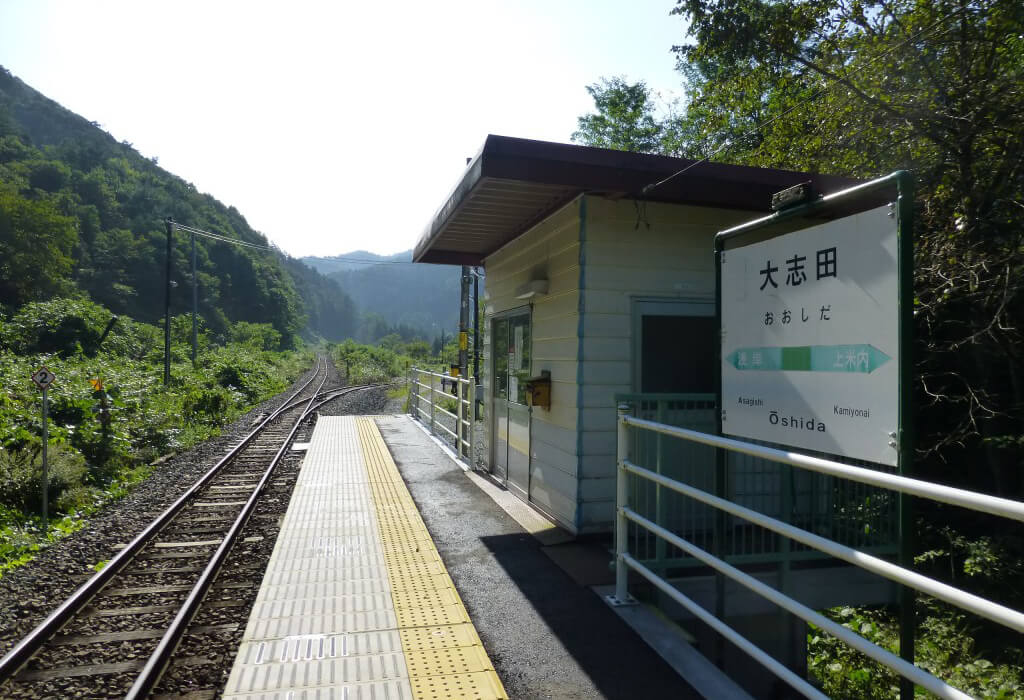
31,367,56,390
721,204,898,465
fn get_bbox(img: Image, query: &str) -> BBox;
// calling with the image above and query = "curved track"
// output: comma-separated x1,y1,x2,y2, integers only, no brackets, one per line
0,357,377,698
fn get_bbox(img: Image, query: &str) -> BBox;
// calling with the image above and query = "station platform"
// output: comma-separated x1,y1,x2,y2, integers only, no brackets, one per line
224,414,700,700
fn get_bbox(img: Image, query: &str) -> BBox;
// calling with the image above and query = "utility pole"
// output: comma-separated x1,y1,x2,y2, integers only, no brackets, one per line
191,230,198,365
472,268,482,419
163,218,173,386
472,268,480,381
459,265,471,380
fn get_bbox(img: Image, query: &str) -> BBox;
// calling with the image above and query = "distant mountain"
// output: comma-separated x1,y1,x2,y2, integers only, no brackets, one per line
303,251,408,276
301,251,463,341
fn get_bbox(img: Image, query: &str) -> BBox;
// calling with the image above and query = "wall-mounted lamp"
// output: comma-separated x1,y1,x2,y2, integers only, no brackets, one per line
514,279,549,300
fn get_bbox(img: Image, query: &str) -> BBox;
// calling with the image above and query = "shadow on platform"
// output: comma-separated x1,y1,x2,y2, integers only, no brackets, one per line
479,532,700,699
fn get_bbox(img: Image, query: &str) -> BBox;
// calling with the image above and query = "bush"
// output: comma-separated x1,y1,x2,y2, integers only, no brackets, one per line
0,443,87,515
332,339,410,383
3,296,156,360
230,321,282,351
0,300,312,574
808,603,1024,699
182,384,233,425
5,297,110,356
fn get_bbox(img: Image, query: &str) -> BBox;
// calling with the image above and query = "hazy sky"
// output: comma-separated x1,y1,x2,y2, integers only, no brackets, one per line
0,1,687,257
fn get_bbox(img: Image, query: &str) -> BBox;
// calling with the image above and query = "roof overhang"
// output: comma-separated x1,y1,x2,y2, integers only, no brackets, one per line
413,135,870,265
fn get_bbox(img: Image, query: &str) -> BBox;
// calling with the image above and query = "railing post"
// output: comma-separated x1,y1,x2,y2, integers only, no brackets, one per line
468,378,476,467
429,372,436,435
655,399,667,571
456,377,464,458
403,368,411,417
607,403,636,606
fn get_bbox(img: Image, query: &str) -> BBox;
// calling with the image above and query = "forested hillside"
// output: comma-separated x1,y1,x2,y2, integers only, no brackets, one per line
0,66,356,345
304,251,461,341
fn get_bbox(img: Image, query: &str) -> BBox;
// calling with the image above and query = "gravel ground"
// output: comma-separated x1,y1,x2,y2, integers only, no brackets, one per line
0,362,329,660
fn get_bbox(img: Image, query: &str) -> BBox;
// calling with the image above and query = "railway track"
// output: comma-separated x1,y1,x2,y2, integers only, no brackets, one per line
0,356,377,699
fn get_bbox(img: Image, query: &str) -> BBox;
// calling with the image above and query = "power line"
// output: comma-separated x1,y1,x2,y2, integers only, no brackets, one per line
302,255,419,266
169,223,443,266
171,222,276,251
641,5,969,196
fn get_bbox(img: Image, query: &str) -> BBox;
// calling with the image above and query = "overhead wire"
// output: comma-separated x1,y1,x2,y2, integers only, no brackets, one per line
169,223,432,265
170,222,276,251
640,5,970,196
301,256,421,266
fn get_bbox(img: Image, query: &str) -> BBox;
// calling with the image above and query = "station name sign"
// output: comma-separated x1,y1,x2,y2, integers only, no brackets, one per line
720,205,899,466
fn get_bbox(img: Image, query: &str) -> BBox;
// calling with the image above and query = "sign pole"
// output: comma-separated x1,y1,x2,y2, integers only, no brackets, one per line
41,386,48,527
713,233,727,668
31,367,56,526
895,172,916,700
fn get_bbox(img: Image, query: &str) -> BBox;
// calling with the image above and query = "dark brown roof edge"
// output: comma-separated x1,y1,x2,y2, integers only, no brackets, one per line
413,134,869,264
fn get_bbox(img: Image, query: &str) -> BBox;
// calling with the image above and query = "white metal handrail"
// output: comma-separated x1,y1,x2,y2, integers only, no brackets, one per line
614,405,1020,699
622,511,969,699
625,551,829,699
622,460,1024,633
624,415,1024,522
409,367,476,465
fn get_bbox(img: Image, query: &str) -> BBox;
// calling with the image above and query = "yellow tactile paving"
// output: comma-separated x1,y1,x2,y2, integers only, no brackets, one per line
398,623,484,651
357,417,508,700
408,670,508,700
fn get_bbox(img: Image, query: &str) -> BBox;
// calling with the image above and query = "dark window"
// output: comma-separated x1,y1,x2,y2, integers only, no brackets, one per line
640,315,716,393
493,317,509,400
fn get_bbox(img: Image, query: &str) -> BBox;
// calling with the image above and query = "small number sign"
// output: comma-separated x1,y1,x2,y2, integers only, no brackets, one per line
31,367,56,390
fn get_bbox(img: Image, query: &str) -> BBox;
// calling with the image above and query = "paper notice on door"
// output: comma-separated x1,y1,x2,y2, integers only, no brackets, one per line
509,376,519,400
514,326,525,369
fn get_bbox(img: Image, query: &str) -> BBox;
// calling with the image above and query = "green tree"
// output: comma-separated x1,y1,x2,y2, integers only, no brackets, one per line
669,0,1024,496
0,187,77,305
572,77,680,153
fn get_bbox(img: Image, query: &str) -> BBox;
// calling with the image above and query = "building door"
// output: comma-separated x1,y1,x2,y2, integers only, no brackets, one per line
491,309,531,499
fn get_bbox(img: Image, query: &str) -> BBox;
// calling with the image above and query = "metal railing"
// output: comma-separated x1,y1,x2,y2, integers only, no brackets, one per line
616,394,899,573
409,367,476,465
612,405,1024,700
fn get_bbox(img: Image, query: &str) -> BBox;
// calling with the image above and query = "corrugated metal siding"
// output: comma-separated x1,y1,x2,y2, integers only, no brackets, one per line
483,197,583,531
576,196,750,532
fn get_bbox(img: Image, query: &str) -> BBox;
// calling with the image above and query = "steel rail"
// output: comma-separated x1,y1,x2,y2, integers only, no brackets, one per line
0,356,326,684
126,383,380,696
305,384,378,414
125,366,339,698
268,381,384,418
